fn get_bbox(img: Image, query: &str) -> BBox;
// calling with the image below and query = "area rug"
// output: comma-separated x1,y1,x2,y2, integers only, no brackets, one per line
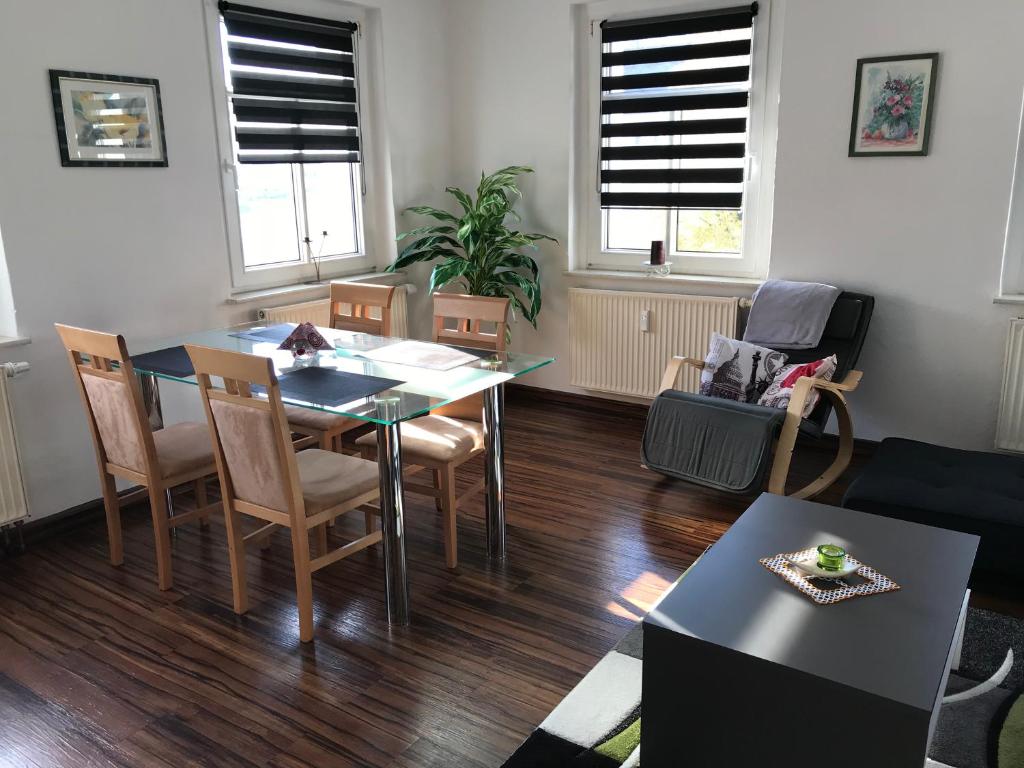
501,607,1023,767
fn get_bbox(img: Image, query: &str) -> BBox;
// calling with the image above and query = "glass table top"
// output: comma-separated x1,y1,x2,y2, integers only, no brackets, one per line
129,322,555,425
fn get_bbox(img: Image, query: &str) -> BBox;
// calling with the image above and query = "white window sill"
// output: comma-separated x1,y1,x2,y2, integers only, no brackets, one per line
0,335,31,350
564,269,764,290
226,271,406,305
994,293,1024,305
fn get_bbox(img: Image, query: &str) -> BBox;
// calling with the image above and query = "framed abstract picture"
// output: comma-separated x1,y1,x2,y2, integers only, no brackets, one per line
848,53,938,157
49,70,168,167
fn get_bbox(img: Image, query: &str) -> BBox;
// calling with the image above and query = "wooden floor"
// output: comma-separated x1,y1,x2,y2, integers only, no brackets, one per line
0,391,985,766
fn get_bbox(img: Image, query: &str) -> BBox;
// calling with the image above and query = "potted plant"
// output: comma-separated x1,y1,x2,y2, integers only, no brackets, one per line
388,166,555,339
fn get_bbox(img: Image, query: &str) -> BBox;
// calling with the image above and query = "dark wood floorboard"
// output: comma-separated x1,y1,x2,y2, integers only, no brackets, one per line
0,393,1015,766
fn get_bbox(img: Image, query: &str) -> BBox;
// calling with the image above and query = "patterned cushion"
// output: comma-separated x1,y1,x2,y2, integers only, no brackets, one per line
699,333,788,403
758,354,837,417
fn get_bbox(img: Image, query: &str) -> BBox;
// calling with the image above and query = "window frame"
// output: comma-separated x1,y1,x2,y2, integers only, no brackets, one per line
998,92,1024,301
204,0,384,292
572,0,780,279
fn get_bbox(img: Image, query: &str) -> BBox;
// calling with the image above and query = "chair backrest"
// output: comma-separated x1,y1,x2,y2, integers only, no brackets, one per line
429,294,509,422
432,293,509,352
768,291,875,431
330,282,396,336
186,345,304,519
55,324,159,480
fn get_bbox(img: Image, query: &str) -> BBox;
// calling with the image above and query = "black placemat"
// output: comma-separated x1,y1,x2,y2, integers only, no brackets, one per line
229,323,297,344
276,367,403,407
447,344,499,360
130,346,194,378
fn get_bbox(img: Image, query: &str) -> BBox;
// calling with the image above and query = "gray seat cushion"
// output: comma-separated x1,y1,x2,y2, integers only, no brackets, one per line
842,438,1024,578
642,390,785,493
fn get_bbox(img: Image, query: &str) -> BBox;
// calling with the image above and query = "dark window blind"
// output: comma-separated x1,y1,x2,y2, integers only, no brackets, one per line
219,2,360,164
600,3,756,209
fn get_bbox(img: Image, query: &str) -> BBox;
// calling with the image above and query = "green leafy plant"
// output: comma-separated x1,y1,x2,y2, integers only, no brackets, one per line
387,166,556,337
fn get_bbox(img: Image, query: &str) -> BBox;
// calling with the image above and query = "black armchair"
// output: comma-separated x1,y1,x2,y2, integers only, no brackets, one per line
644,292,874,498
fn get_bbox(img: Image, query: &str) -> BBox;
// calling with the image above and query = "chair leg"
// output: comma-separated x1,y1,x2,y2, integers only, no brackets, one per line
768,386,854,500
439,463,458,569
290,525,316,643
222,501,249,614
359,444,377,536
194,478,210,529
314,523,328,557
432,469,443,512
99,472,123,566
147,485,174,591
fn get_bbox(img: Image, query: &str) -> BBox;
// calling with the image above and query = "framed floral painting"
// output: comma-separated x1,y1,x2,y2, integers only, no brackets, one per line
49,70,168,167
848,53,938,157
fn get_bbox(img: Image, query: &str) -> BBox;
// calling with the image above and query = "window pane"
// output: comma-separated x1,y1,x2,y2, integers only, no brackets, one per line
302,163,360,256
674,210,743,254
236,164,301,268
604,208,668,251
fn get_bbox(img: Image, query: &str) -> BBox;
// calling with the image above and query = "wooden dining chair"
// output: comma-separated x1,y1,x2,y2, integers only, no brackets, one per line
330,281,396,336
55,324,221,590
284,282,398,454
187,344,382,643
357,293,509,569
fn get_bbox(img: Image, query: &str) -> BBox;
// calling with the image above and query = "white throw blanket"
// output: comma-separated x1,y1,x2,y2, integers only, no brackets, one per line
742,279,841,349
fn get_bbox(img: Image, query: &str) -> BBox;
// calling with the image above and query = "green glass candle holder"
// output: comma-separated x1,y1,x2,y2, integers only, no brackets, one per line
816,544,846,571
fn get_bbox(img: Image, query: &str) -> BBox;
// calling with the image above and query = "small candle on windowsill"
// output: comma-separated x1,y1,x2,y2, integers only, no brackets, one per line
817,544,846,571
650,240,666,266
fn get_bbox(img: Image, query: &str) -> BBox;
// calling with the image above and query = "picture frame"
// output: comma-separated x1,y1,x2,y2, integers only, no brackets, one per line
848,53,938,157
49,69,168,167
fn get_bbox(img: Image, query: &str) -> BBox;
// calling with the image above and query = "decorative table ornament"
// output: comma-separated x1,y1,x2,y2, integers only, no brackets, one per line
649,240,666,266
278,322,333,364
787,554,859,580
642,261,673,277
760,547,901,605
816,543,846,571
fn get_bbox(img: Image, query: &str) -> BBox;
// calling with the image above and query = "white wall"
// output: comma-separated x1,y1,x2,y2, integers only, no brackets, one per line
2,0,1021,521
769,0,1023,447
443,0,1024,449
0,0,451,519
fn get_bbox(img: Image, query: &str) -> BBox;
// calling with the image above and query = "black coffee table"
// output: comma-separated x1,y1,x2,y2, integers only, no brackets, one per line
642,493,978,767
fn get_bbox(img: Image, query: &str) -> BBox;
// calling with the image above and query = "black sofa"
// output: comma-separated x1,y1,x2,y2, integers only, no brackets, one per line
842,437,1024,580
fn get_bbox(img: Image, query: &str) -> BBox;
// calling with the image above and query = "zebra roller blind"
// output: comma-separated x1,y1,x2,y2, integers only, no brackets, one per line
219,1,361,164
599,3,757,209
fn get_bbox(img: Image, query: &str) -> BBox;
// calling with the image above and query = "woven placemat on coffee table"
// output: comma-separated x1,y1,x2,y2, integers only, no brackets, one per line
759,548,901,605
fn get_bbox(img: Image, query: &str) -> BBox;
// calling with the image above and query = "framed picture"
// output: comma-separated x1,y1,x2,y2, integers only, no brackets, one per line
848,53,938,157
49,70,168,167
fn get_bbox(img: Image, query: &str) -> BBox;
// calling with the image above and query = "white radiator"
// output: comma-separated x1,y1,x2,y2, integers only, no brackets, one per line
257,286,409,337
569,288,738,398
257,298,331,326
0,362,29,526
996,318,1024,452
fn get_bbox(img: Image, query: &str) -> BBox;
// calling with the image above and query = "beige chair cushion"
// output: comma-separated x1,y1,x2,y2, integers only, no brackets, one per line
153,421,216,480
355,415,484,464
210,398,291,511
284,405,358,434
296,449,379,511
81,373,146,472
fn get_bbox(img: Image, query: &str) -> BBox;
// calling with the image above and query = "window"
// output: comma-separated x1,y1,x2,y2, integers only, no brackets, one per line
213,2,374,290
998,91,1024,301
575,1,778,279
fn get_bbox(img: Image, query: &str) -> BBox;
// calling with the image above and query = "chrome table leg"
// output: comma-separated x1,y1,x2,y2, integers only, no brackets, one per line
376,413,410,626
139,374,164,431
483,383,506,560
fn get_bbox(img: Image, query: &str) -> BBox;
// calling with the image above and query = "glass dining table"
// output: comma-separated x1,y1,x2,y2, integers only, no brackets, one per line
129,322,554,626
